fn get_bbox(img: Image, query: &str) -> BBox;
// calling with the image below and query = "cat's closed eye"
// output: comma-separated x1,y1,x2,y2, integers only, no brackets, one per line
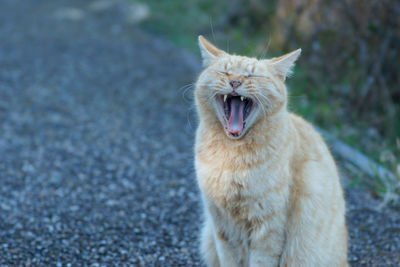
246,74,265,78
216,71,263,78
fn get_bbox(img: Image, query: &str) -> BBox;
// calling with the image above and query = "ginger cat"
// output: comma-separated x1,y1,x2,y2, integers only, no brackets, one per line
194,36,348,267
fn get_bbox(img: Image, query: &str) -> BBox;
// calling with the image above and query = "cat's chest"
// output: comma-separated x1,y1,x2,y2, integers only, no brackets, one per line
195,131,290,220
219,177,264,221
197,159,287,220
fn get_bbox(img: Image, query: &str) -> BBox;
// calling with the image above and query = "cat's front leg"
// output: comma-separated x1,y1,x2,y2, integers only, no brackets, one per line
279,210,348,267
201,219,220,267
213,225,242,267
248,219,286,267
201,208,241,267
278,171,348,267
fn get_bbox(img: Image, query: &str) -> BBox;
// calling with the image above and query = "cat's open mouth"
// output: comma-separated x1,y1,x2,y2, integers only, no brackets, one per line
216,94,255,138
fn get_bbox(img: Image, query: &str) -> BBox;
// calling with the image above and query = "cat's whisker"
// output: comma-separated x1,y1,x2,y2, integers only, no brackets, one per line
253,94,267,119
253,90,272,104
180,84,195,102
252,91,267,103
255,92,273,116
257,36,272,59
186,109,194,130
179,83,194,91
254,92,271,106
209,16,216,42
259,84,281,100
206,91,219,103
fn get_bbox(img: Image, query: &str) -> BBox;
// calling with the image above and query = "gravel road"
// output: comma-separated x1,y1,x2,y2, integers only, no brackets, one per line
0,0,399,266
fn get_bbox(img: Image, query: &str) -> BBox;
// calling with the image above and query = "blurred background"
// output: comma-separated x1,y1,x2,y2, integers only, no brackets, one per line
0,0,399,265
138,0,400,202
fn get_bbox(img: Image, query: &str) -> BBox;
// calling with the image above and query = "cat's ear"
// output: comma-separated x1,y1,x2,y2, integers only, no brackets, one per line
269,49,301,80
198,35,225,67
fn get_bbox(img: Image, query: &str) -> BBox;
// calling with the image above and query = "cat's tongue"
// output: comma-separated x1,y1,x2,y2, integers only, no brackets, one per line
227,97,245,135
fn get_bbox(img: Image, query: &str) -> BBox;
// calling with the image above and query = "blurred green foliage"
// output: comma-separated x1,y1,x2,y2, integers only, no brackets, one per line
135,0,399,198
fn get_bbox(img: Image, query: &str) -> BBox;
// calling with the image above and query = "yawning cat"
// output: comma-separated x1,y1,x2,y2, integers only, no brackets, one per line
194,36,348,267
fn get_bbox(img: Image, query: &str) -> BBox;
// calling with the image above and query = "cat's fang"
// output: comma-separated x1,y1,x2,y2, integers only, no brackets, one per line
241,96,244,101
224,95,227,102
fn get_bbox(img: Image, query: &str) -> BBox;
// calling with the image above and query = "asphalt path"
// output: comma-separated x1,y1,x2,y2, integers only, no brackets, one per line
0,0,399,266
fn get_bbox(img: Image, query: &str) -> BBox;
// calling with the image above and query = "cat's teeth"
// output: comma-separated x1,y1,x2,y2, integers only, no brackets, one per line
224,95,227,102
241,96,245,101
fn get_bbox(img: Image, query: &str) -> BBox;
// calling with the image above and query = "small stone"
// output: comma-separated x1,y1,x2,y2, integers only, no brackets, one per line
123,3,150,24
98,246,106,254
54,7,85,21
89,0,115,12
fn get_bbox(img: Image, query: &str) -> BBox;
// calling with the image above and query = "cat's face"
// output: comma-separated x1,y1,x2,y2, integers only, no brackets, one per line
195,36,301,140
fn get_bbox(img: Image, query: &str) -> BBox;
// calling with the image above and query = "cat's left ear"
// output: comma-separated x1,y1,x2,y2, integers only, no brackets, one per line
268,49,301,80
198,35,226,67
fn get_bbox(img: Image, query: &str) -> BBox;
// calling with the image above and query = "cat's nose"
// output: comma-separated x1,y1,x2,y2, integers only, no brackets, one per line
229,80,242,90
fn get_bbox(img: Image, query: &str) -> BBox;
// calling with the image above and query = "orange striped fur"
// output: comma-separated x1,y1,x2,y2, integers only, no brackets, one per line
195,36,348,267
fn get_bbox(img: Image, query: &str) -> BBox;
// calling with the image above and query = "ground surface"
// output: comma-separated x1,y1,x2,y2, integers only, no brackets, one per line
0,0,399,266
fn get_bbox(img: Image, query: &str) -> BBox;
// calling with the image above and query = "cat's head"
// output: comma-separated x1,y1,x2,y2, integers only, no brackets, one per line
195,35,301,140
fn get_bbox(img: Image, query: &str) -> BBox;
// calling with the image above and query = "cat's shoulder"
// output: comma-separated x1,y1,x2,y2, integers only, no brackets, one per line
290,113,317,133
289,113,326,147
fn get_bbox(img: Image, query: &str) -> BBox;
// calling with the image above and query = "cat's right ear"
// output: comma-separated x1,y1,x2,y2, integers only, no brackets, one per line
198,35,225,67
